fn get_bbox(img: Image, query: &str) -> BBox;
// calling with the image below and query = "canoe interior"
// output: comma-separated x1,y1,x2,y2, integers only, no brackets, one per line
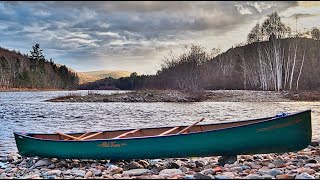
28,116,273,141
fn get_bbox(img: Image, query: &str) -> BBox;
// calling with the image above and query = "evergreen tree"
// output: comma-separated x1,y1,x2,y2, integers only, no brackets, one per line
30,44,45,62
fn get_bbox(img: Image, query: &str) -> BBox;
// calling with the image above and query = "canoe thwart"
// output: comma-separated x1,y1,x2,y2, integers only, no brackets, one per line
113,129,140,139
55,132,81,140
177,117,205,134
77,132,92,139
80,132,103,140
158,127,180,136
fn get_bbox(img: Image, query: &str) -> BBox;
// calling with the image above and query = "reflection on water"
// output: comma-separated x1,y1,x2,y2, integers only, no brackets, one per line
0,90,319,155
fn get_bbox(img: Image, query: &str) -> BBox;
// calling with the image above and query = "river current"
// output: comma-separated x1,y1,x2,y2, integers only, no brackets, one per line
0,90,319,156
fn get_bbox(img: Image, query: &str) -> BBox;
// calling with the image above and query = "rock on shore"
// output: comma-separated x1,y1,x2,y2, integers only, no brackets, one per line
46,90,317,103
48,90,215,103
1,141,320,179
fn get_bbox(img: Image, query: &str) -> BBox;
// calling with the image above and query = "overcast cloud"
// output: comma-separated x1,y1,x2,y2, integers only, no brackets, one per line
0,1,319,74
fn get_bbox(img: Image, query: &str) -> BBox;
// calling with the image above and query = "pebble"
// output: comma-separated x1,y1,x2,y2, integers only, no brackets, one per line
47,164,55,169
215,175,231,179
159,169,183,177
218,155,237,166
267,169,284,176
297,167,315,174
32,159,52,168
230,166,243,172
221,172,235,179
84,171,93,178
169,161,181,169
306,159,317,164
122,169,153,176
310,141,319,147
297,155,309,160
89,168,102,176
128,161,144,169
200,169,215,175
193,172,211,179
276,174,295,179
245,174,263,179
70,169,86,177
138,160,149,168
44,170,62,176
273,159,286,167
195,160,205,168
213,166,223,173
295,172,315,179
261,174,274,179
107,165,123,174
2,142,320,179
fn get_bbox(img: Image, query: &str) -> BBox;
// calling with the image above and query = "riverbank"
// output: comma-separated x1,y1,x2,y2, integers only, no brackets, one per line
47,90,320,103
0,88,67,92
1,141,319,179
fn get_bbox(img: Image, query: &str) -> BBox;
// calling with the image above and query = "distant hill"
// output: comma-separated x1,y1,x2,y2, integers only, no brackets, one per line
81,37,320,91
76,70,132,84
76,72,100,84
82,70,132,79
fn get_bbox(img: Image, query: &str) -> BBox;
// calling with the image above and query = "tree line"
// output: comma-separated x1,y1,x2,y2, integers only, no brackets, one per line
80,12,320,92
0,44,79,90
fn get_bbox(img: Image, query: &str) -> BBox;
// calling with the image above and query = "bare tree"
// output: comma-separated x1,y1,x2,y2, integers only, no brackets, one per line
296,45,307,90
289,40,298,90
247,23,262,44
261,12,291,40
311,27,320,40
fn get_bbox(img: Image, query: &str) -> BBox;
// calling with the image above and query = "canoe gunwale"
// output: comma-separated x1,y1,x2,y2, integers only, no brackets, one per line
14,110,311,143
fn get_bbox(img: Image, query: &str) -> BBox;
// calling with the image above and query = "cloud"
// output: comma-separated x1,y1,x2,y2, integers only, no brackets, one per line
0,1,301,74
235,4,254,15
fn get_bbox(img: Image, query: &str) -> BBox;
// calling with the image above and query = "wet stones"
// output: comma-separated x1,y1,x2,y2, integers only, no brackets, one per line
43,170,62,176
122,169,153,176
193,172,212,179
107,165,123,175
70,169,86,177
310,141,319,147
218,155,237,166
128,161,144,169
32,159,52,168
2,141,320,179
295,172,315,179
266,169,284,177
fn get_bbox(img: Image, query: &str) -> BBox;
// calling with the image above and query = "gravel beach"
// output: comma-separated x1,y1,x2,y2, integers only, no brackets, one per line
47,90,320,103
1,141,320,179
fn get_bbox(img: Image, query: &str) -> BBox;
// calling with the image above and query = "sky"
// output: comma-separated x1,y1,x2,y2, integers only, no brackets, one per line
0,1,320,74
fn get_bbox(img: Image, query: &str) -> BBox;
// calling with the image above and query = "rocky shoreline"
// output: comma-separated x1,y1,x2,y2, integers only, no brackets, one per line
46,90,320,103
1,141,320,179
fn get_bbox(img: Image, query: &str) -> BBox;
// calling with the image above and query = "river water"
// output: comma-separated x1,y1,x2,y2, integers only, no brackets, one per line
0,90,319,156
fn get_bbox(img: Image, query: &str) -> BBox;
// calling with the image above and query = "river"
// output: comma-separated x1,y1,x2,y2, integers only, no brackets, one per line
0,90,319,156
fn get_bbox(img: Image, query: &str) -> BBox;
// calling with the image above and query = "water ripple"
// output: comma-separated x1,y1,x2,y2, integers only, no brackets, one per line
0,90,319,156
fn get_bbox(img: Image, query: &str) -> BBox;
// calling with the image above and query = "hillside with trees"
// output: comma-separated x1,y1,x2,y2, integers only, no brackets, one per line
80,12,320,92
0,44,79,90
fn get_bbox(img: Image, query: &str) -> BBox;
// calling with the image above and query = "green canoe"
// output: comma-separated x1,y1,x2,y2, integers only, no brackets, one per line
14,110,312,160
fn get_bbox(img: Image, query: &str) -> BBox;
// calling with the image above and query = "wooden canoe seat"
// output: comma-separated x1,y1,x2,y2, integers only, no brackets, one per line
57,132,102,141
56,132,81,140
177,117,205,134
80,132,103,140
157,126,180,136
113,129,140,139
77,132,91,139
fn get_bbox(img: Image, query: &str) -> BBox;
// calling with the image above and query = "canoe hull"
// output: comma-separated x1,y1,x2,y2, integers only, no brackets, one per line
14,110,312,160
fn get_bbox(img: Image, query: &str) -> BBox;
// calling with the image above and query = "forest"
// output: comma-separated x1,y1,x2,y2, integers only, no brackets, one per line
0,44,79,90
80,12,320,92
2,12,320,92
